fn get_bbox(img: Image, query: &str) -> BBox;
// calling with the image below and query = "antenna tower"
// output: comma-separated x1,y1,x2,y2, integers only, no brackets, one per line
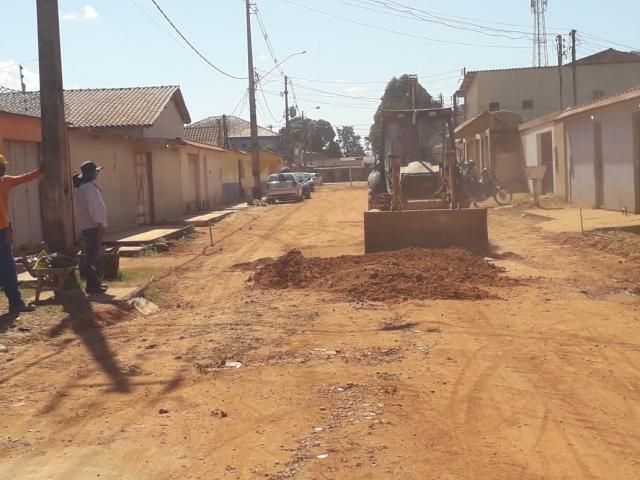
531,0,549,67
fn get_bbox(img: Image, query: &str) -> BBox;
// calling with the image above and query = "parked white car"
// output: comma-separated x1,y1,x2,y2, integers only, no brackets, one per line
265,173,304,204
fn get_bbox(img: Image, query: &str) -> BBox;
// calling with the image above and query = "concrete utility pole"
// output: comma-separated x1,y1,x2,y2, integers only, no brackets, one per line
284,75,290,163
245,0,260,202
19,65,26,93
37,0,74,251
556,34,564,110
570,29,578,107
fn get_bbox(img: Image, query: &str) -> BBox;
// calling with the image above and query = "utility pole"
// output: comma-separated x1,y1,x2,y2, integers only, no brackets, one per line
452,93,459,128
37,0,74,251
245,0,260,202
19,65,26,93
570,29,578,107
284,75,290,164
556,34,564,110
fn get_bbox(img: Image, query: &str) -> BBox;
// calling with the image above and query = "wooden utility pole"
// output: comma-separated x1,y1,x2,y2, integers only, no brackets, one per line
570,29,578,107
245,0,260,201
37,0,74,251
556,34,564,110
284,75,290,163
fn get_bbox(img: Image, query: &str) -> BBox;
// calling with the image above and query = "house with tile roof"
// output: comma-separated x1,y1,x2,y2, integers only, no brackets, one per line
456,48,640,123
184,115,284,203
185,115,281,152
0,86,239,244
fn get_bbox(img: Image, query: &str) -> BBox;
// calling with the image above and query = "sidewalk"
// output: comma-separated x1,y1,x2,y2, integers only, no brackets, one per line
525,206,640,233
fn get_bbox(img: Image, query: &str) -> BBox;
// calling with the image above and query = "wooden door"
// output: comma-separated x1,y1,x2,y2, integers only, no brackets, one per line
134,153,154,225
593,121,604,208
5,140,42,247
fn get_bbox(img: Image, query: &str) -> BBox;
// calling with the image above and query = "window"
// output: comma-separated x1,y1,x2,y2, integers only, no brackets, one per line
522,100,534,110
489,102,500,112
593,90,605,100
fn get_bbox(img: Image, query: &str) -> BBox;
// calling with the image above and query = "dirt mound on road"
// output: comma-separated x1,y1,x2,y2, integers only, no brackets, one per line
248,248,509,302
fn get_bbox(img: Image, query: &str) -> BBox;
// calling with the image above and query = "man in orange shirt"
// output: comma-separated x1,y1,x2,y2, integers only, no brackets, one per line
0,154,43,315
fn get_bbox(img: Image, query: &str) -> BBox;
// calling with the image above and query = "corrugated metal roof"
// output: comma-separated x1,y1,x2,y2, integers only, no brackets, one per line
456,49,640,96
0,85,191,127
184,115,279,146
556,85,640,120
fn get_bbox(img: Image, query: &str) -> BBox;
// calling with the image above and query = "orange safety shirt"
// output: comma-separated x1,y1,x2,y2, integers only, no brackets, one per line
0,170,43,229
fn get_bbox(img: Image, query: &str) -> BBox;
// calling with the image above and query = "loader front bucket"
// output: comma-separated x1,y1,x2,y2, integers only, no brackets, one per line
363,208,488,254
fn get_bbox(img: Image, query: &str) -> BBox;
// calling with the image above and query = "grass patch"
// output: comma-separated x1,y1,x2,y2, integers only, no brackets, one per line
117,269,140,283
143,284,168,304
141,244,159,257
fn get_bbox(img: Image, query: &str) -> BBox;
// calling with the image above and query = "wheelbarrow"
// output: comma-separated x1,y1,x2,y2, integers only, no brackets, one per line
19,258,78,304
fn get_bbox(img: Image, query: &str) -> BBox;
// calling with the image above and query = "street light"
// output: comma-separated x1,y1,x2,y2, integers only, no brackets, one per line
262,50,307,79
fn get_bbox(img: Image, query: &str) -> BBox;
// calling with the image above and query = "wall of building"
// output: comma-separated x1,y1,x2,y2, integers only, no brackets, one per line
465,63,640,121
144,101,185,139
489,130,527,192
148,145,184,222
180,145,224,212
221,150,247,204
565,99,639,211
554,122,568,200
0,112,41,145
69,130,139,234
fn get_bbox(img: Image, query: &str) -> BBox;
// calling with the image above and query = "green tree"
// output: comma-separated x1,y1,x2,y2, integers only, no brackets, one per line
281,117,341,157
336,126,365,157
368,74,440,153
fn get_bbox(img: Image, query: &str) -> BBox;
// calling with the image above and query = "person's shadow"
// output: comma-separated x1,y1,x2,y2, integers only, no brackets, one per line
48,276,130,393
0,312,20,334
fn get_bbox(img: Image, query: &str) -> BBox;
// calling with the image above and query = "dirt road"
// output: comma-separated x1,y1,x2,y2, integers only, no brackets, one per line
2,184,640,479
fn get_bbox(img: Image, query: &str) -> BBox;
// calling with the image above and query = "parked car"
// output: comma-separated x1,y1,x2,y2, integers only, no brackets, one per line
265,172,304,203
293,172,312,199
310,173,322,186
302,173,315,191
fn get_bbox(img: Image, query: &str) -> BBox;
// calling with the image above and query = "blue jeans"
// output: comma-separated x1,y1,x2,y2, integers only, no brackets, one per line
0,229,24,309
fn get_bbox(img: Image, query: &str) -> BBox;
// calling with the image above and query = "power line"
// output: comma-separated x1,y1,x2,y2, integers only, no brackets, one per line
269,68,463,85
149,0,246,80
331,0,532,40
256,72,280,123
231,89,250,116
280,0,529,49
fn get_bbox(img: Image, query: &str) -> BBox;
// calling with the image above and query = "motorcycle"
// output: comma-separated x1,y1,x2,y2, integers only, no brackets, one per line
461,162,513,206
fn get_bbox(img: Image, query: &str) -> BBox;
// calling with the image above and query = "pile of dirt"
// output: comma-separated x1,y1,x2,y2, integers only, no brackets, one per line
552,230,640,262
247,248,511,302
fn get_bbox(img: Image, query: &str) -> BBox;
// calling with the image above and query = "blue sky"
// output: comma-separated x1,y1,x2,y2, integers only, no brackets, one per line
1,0,638,139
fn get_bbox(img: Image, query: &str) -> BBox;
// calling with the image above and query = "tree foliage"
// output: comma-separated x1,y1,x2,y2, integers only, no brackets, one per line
336,126,365,157
281,116,341,157
368,74,440,153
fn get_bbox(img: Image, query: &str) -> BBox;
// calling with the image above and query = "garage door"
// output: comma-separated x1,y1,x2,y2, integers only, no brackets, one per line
4,140,43,248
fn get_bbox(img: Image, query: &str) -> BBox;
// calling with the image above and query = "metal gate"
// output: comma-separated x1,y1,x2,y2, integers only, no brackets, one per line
4,140,43,248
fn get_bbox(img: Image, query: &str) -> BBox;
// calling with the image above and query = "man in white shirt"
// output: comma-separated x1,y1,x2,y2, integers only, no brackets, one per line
75,161,108,294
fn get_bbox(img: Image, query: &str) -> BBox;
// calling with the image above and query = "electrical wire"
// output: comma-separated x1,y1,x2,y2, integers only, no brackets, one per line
255,73,280,123
279,0,529,49
330,0,533,41
231,89,250,116
149,0,246,80
282,68,463,85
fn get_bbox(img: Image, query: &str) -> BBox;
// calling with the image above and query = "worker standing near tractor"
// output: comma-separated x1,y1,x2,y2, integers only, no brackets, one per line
74,161,108,295
0,153,42,315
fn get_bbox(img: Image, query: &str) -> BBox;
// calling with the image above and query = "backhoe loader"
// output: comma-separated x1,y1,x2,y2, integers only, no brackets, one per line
364,106,488,253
